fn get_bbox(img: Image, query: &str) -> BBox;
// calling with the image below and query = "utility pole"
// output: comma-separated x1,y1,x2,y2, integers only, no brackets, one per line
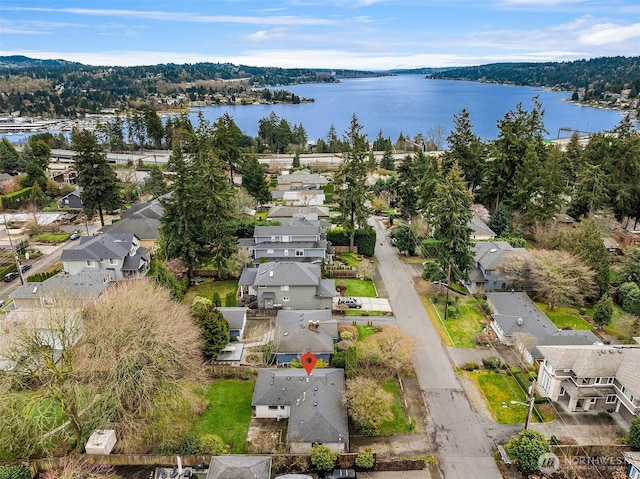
524,380,536,430
2,213,24,285
443,264,452,321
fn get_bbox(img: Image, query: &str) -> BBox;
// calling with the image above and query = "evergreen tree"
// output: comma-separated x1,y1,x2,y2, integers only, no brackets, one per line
394,225,417,256
334,114,370,250
242,155,271,206
428,162,474,282
566,219,610,299
292,150,301,168
191,298,230,359
510,143,542,217
21,161,48,190
25,137,51,170
144,165,168,198
562,132,582,186
442,109,485,191
416,150,442,213
379,143,395,170
72,129,122,226
488,202,511,237
0,137,26,174
212,113,242,184
396,154,419,219
568,162,609,219
327,124,340,153
593,295,614,327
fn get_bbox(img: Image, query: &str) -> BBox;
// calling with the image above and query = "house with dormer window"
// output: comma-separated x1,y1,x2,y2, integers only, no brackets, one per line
61,233,150,282
247,222,332,265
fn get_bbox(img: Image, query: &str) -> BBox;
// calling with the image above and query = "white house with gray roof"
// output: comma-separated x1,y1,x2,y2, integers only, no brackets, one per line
248,222,332,265
61,233,150,281
273,310,337,365
537,344,640,422
464,241,532,294
251,368,348,453
238,262,335,310
99,201,163,252
218,307,247,340
276,170,329,190
266,205,330,226
487,292,600,364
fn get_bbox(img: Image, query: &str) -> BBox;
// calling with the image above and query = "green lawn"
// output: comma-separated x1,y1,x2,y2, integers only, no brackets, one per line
345,310,383,317
31,232,71,244
378,378,414,435
184,279,238,305
191,379,255,453
341,279,377,297
536,303,593,330
432,298,485,348
356,325,378,341
473,372,530,424
603,305,635,339
336,252,360,267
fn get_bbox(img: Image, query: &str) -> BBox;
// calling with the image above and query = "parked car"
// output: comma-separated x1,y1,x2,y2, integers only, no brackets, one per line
20,264,31,273
3,271,19,282
338,297,362,309
69,233,80,240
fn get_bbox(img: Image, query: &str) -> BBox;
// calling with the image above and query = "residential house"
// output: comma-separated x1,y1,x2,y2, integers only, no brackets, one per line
270,188,325,206
238,262,335,310
61,233,150,281
623,451,640,479
48,166,77,185
219,307,247,340
249,222,332,265
604,237,623,255
207,456,272,479
99,201,163,252
252,368,349,453
537,344,640,423
487,292,600,364
469,217,497,241
276,169,329,191
464,241,532,294
58,187,83,209
9,270,113,309
273,309,337,365
266,205,331,226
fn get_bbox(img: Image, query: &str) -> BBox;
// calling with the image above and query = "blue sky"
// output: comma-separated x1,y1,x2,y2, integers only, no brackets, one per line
1,0,638,69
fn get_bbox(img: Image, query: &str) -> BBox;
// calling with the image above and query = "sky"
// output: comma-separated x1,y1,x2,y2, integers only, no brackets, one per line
1,0,639,70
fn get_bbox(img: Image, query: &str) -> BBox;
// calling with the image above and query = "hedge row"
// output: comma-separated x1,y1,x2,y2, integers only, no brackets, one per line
327,227,376,256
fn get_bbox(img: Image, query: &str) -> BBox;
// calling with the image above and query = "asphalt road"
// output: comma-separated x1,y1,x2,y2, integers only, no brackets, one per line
370,217,502,479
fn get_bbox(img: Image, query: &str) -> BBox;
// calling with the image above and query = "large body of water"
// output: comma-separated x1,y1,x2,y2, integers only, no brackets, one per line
3,75,626,145
190,75,625,143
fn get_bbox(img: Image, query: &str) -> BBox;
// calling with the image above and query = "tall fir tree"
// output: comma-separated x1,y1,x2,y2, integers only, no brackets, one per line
242,155,271,206
396,154,419,219
428,162,474,282
72,129,122,226
442,109,486,191
335,114,370,250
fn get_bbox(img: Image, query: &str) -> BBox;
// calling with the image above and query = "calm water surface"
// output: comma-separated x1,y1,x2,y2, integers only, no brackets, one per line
191,75,625,143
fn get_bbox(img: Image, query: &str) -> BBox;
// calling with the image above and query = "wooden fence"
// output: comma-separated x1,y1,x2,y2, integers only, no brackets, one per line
333,245,358,254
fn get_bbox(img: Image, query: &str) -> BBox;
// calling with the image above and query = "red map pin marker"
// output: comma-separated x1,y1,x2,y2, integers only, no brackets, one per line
301,352,317,376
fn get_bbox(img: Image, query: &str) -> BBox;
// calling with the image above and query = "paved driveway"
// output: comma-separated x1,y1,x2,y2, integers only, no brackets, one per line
332,297,392,312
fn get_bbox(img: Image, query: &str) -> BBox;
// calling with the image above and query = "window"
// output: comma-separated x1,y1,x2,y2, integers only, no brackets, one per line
582,378,589,385
282,235,290,242
284,249,289,256
296,249,304,257
607,377,615,384
560,387,565,396
267,249,274,254
268,406,278,410
283,296,290,302
595,377,603,384
606,395,617,404
109,258,117,265
590,398,597,404
621,386,634,403
631,467,640,479
539,371,551,392
280,285,289,291
86,260,95,267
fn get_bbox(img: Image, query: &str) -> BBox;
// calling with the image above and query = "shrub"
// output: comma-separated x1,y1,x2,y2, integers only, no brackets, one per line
310,444,338,472
199,434,229,455
482,356,502,369
462,362,480,371
224,292,237,307
0,466,31,479
505,429,550,474
355,447,375,469
340,331,354,341
211,292,222,307
627,417,640,449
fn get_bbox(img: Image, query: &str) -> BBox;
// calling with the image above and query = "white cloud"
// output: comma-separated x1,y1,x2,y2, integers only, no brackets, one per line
578,22,640,45
247,28,289,41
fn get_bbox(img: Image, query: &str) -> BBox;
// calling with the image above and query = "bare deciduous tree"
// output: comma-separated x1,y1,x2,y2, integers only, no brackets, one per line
496,253,532,290
529,249,597,310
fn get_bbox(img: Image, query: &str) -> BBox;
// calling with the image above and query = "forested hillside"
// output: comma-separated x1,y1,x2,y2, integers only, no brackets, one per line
430,56,640,102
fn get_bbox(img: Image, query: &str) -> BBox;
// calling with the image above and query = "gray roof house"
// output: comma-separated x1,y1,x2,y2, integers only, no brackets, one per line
58,187,83,209
270,188,325,206
464,241,532,294
468,217,497,241
276,170,329,190
99,201,163,251
537,344,640,422
9,270,113,309
273,310,337,365
61,233,150,282
266,206,330,226
239,262,335,310
252,368,348,453
248,223,332,265
219,307,247,340
487,292,601,364
207,455,272,479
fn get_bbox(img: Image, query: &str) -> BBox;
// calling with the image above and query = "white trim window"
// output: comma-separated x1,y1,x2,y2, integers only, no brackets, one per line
282,296,290,302
606,394,617,404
